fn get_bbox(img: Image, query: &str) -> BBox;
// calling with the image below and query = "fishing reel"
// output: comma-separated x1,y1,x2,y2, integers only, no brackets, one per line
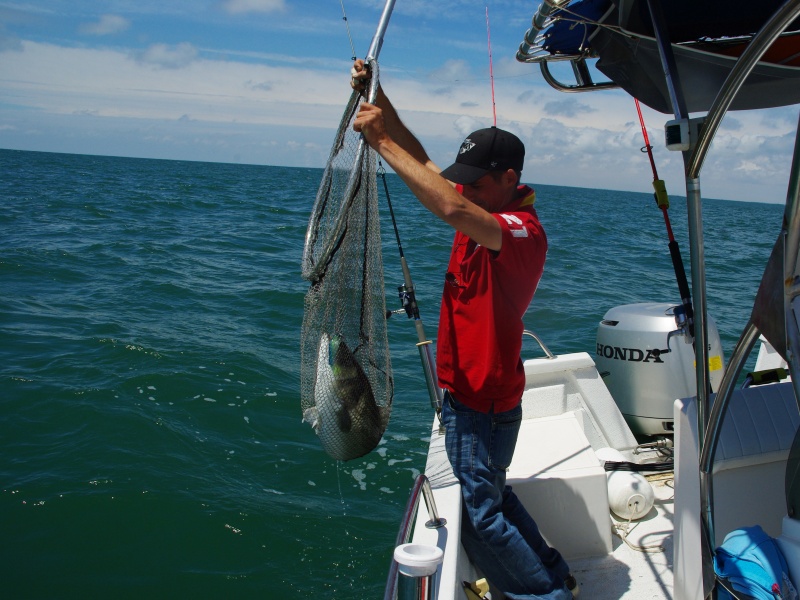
385,283,420,320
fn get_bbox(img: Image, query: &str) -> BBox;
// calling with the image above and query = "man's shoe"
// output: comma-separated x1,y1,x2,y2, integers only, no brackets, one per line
564,574,580,598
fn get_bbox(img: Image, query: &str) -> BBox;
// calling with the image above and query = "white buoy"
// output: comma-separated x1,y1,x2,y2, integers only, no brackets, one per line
596,447,655,520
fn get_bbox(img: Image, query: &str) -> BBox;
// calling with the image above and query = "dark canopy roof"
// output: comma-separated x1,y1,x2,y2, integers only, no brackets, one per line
540,0,800,113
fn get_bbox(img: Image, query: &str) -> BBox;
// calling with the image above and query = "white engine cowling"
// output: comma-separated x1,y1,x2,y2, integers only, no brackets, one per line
595,302,724,436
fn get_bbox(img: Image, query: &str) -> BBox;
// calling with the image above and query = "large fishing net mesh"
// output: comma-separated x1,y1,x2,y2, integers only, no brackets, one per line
300,64,393,461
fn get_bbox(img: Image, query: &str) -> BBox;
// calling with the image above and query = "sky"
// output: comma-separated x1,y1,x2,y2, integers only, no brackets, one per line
1,0,799,203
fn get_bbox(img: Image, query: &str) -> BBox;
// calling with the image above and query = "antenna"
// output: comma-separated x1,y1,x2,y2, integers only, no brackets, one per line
486,5,497,126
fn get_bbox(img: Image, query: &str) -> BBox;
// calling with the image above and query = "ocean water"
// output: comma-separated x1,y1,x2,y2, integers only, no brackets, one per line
0,148,783,598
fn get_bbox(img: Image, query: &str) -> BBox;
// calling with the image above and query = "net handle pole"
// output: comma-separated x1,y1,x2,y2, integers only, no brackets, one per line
365,0,397,62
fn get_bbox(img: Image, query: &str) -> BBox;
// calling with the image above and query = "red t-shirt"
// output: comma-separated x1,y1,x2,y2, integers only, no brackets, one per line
436,185,547,413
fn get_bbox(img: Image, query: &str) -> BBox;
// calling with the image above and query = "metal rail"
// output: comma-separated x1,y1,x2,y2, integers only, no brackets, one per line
687,0,800,179
383,475,446,600
685,0,800,579
539,60,619,93
523,329,556,359
640,5,800,596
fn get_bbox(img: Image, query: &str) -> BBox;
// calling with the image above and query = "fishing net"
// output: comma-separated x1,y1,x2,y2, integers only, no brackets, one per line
300,61,393,461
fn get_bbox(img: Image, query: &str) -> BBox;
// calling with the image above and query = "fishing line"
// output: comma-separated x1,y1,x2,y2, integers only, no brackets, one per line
336,461,348,517
486,5,497,126
339,0,357,61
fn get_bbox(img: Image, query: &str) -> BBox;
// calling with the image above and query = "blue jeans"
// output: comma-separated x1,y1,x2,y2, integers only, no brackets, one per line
442,391,572,600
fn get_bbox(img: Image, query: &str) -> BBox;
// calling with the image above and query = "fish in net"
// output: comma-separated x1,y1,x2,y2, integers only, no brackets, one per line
300,61,392,461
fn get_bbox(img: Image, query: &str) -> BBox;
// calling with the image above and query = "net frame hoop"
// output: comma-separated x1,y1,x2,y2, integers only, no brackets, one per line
301,60,380,282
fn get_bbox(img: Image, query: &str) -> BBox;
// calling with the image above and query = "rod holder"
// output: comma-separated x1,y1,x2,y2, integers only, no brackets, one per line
418,340,443,412
393,543,444,600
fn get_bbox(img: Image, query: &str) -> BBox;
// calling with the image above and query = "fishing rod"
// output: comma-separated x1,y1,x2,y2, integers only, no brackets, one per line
635,98,695,341
378,161,444,416
338,0,357,61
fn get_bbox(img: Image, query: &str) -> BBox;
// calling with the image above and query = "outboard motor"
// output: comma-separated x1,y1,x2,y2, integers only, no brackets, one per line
595,302,724,436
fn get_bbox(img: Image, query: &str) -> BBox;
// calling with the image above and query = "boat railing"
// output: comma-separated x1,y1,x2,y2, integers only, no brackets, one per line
523,329,556,359
696,0,800,567
383,474,447,600
515,0,619,93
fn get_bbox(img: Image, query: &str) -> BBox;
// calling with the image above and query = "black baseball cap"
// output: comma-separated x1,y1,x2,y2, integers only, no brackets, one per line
440,127,525,185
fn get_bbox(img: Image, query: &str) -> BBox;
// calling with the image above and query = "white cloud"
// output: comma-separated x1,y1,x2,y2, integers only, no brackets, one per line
429,59,474,84
735,160,762,174
543,98,596,118
0,36,795,203
245,79,273,91
453,115,484,138
80,14,130,36
0,41,350,125
135,43,199,69
222,0,286,14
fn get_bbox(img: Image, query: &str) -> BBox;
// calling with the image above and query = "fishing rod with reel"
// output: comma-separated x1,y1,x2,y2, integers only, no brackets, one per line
595,101,721,441
375,4,506,419
376,4,502,419
378,160,444,418
635,99,696,347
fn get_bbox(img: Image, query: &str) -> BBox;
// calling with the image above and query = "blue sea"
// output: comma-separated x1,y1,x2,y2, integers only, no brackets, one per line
0,148,783,598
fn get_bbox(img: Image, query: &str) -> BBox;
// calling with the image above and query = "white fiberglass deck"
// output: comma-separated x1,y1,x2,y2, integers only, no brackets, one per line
409,352,797,600
568,474,674,599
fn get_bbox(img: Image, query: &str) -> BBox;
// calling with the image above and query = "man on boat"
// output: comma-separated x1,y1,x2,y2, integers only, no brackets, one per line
350,61,578,599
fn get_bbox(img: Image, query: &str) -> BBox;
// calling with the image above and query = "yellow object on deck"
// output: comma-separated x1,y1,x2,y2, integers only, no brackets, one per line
462,578,490,599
